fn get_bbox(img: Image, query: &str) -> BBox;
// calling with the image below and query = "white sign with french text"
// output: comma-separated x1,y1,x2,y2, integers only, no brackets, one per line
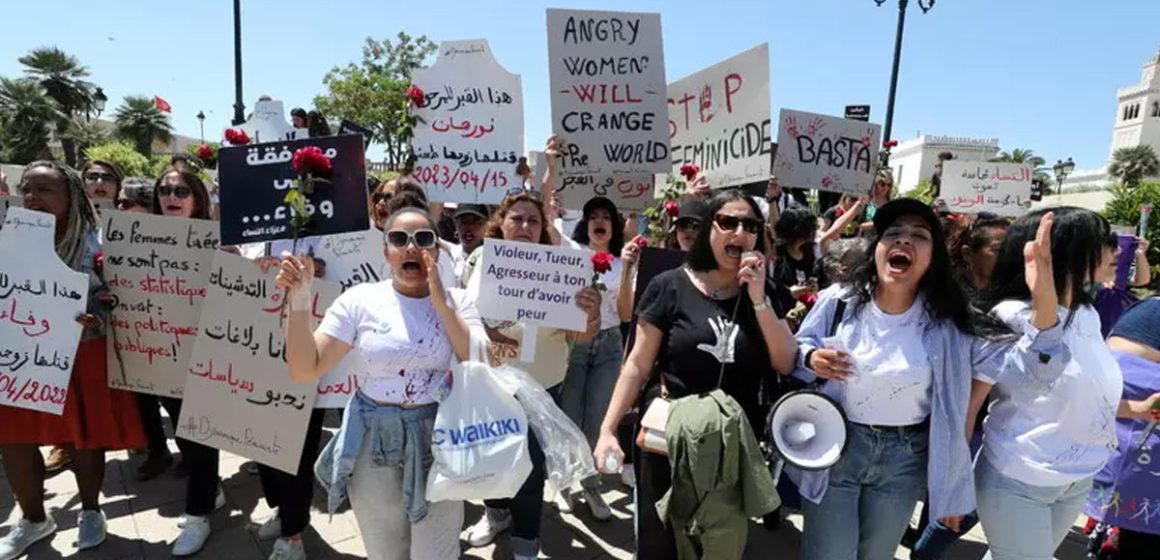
476,239,592,332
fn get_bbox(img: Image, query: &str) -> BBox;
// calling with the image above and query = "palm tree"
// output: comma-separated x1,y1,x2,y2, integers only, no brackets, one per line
1108,145,1160,188
64,117,110,162
19,47,95,166
990,148,1047,168
113,96,172,156
0,77,63,164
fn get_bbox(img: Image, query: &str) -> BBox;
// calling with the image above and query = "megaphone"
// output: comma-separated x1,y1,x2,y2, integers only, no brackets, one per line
767,390,848,470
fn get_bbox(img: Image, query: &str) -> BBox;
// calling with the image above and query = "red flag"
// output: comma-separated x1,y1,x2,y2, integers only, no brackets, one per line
154,96,172,113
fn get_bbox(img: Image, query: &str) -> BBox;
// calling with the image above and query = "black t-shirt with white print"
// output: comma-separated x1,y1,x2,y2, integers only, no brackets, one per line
636,268,787,429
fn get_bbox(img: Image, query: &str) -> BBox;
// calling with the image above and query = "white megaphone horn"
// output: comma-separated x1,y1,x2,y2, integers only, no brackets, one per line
767,390,848,470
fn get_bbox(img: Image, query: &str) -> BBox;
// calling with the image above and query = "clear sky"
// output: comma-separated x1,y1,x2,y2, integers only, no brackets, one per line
2,0,1158,171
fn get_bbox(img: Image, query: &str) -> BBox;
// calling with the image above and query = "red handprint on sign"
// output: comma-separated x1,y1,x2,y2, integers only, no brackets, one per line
699,84,714,123
806,117,825,136
784,116,801,139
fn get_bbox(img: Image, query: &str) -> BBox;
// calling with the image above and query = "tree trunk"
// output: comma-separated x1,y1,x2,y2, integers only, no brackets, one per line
136,135,151,157
61,137,78,167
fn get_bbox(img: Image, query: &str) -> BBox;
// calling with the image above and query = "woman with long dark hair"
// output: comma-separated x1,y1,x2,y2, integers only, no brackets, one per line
790,198,1066,560
971,207,1160,560
594,189,798,558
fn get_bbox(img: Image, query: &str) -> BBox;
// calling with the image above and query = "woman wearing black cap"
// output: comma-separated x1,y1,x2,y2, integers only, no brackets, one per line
789,198,1067,560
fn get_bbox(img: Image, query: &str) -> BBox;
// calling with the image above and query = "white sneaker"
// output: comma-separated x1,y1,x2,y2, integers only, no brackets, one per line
171,515,211,557
177,487,226,528
76,510,106,551
620,464,636,488
465,509,511,548
582,488,612,521
256,510,282,541
0,517,57,560
269,537,306,560
554,488,575,514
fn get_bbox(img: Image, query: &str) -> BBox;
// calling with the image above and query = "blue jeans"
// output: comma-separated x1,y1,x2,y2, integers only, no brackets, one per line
975,454,1092,560
802,422,929,560
910,508,979,560
561,327,623,449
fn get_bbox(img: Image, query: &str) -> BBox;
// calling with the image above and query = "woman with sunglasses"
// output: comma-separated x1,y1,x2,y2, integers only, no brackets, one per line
0,161,146,560
789,199,1065,560
594,190,798,558
276,206,483,560
81,160,122,211
462,191,602,559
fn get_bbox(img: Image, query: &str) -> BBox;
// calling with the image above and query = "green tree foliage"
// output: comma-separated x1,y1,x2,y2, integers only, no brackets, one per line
314,32,436,171
1108,145,1160,188
901,178,936,204
991,147,1052,191
84,141,150,177
113,96,173,156
19,47,96,166
0,77,62,163
1103,180,1160,285
66,117,110,162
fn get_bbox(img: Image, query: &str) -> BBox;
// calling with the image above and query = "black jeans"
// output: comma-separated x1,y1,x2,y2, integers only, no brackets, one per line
257,409,326,537
139,394,193,458
483,426,547,542
160,396,220,516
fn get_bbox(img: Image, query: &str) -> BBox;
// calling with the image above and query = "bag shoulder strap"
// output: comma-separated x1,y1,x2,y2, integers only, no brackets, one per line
828,299,847,338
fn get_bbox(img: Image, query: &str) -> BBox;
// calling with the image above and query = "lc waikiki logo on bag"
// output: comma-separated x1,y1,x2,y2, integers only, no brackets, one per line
432,418,523,447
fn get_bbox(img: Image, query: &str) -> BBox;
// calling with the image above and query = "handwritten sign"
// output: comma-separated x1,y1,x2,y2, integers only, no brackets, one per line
102,212,219,397
411,39,524,204
177,251,318,473
311,280,368,408
668,43,771,189
0,208,87,414
0,196,23,229
556,174,656,211
941,162,1033,217
476,239,591,331
547,9,670,178
234,98,305,144
217,134,369,245
773,109,881,195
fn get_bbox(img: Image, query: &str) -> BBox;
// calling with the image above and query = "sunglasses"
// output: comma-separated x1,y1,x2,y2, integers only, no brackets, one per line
372,192,392,205
386,228,438,249
713,214,762,235
157,185,193,199
85,172,117,183
675,218,701,232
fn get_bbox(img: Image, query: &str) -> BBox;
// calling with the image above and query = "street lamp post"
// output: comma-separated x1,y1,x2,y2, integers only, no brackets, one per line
196,111,206,143
87,87,107,121
875,0,935,161
1053,158,1075,200
231,0,245,126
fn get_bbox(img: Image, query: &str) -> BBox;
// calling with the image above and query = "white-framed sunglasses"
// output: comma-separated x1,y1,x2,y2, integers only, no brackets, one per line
385,228,438,249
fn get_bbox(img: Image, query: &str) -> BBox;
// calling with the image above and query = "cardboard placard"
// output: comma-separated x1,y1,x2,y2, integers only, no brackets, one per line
556,174,656,211
0,196,23,229
668,43,772,189
547,9,670,177
941,162,1033,217
176,251,318,473
411,39,524,204
103,212,220,397
233,99,306,145
476,239,592,331
0,208,87,415
217,134,369,245
773,109,881,195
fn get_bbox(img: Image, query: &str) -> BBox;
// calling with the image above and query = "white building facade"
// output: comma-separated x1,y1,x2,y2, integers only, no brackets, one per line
1110,47,1160,159
888,135,1000,193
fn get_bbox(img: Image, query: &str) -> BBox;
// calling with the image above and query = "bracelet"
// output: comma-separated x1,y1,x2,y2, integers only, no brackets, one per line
753,296,771,312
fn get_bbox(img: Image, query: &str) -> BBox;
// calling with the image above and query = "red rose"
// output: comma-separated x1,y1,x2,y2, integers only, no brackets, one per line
197,144,215,162
883,139,898,149
679,163,700,181
408,85,426,107
224,128,250,146
634,237,648,248
591,251,614,274
664,199,680,217
291,146,333,176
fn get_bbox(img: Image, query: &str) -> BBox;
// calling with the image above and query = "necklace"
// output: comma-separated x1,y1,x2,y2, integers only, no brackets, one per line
689,268,738,300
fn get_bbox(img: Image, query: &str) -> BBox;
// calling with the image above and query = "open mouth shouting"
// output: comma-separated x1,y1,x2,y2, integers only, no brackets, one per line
885,248,914,276
724,243,745,260
398,256,425,278
592,225,608,237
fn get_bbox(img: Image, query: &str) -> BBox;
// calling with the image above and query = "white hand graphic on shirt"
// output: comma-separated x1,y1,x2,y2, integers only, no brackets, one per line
697,316,739,364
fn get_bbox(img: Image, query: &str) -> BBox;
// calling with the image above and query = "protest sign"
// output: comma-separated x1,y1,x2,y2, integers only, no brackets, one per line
556,174,655,211
234,98,305,144
0,196,23,229
217,134,369,245
411,39,524,204
547,9,670,178
773,109,881,195
476,239,592,331
941,162,1033,217
0,208,87,415
668,43,771,189
844,105,870,122
311,280,369,408
338,120,374,149
102,212,219,397
313,229,390,291
177,251,318,473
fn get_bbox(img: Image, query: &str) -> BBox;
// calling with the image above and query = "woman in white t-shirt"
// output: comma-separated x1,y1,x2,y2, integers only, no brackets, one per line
970,207,1160,560
275,206,483,560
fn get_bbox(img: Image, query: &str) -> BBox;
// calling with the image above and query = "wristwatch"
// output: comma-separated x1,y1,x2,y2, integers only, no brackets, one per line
753,297,771,312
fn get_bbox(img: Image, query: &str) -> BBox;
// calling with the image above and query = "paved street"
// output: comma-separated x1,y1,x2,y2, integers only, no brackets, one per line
0,425,1093,560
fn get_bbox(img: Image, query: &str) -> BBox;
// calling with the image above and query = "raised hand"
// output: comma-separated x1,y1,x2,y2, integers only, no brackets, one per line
739,251,766,302
423,251,444,296
1025,212,1059,330
275,252,316,311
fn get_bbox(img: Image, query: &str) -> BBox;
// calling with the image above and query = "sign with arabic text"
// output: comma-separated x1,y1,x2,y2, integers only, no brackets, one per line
217,134,369,245
410,39,524,204
0,196,23,230
668,43,771,189
556,174,656,211
547,9,670,178
176,251,319,473
0,208,87,414
773,109,880,195
102,212,219,397
941,161,1033,217
476,239,592,331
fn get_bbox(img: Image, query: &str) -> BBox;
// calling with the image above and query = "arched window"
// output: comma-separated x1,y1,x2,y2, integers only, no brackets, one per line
1152,102,1159,117
1124,105,1131,120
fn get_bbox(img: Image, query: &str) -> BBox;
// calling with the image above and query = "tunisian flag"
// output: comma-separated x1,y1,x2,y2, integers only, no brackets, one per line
154,96,172,113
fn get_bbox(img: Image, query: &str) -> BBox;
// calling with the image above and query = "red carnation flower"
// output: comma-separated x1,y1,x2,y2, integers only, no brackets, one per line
883,139,899,149
664,199,680,217
291,146,332,177
408,85,426,107
224,128,250,146
634,236,648,248
591,251,614,274
196,144,215,162
679,163,700,181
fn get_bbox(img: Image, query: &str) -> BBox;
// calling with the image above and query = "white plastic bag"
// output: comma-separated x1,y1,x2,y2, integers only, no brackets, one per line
426,342,532,502
489,363,598,493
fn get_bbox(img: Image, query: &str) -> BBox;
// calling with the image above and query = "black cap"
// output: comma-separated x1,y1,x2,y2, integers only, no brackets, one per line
677,199,708,221
290,107,307,119
582,196,618,218
454,204,489,221
872,198,940,235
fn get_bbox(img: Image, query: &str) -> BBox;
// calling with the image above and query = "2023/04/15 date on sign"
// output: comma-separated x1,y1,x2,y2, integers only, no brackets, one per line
412,164,510,191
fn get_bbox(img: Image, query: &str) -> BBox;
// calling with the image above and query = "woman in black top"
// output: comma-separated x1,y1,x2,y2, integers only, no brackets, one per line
593,190,798,558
